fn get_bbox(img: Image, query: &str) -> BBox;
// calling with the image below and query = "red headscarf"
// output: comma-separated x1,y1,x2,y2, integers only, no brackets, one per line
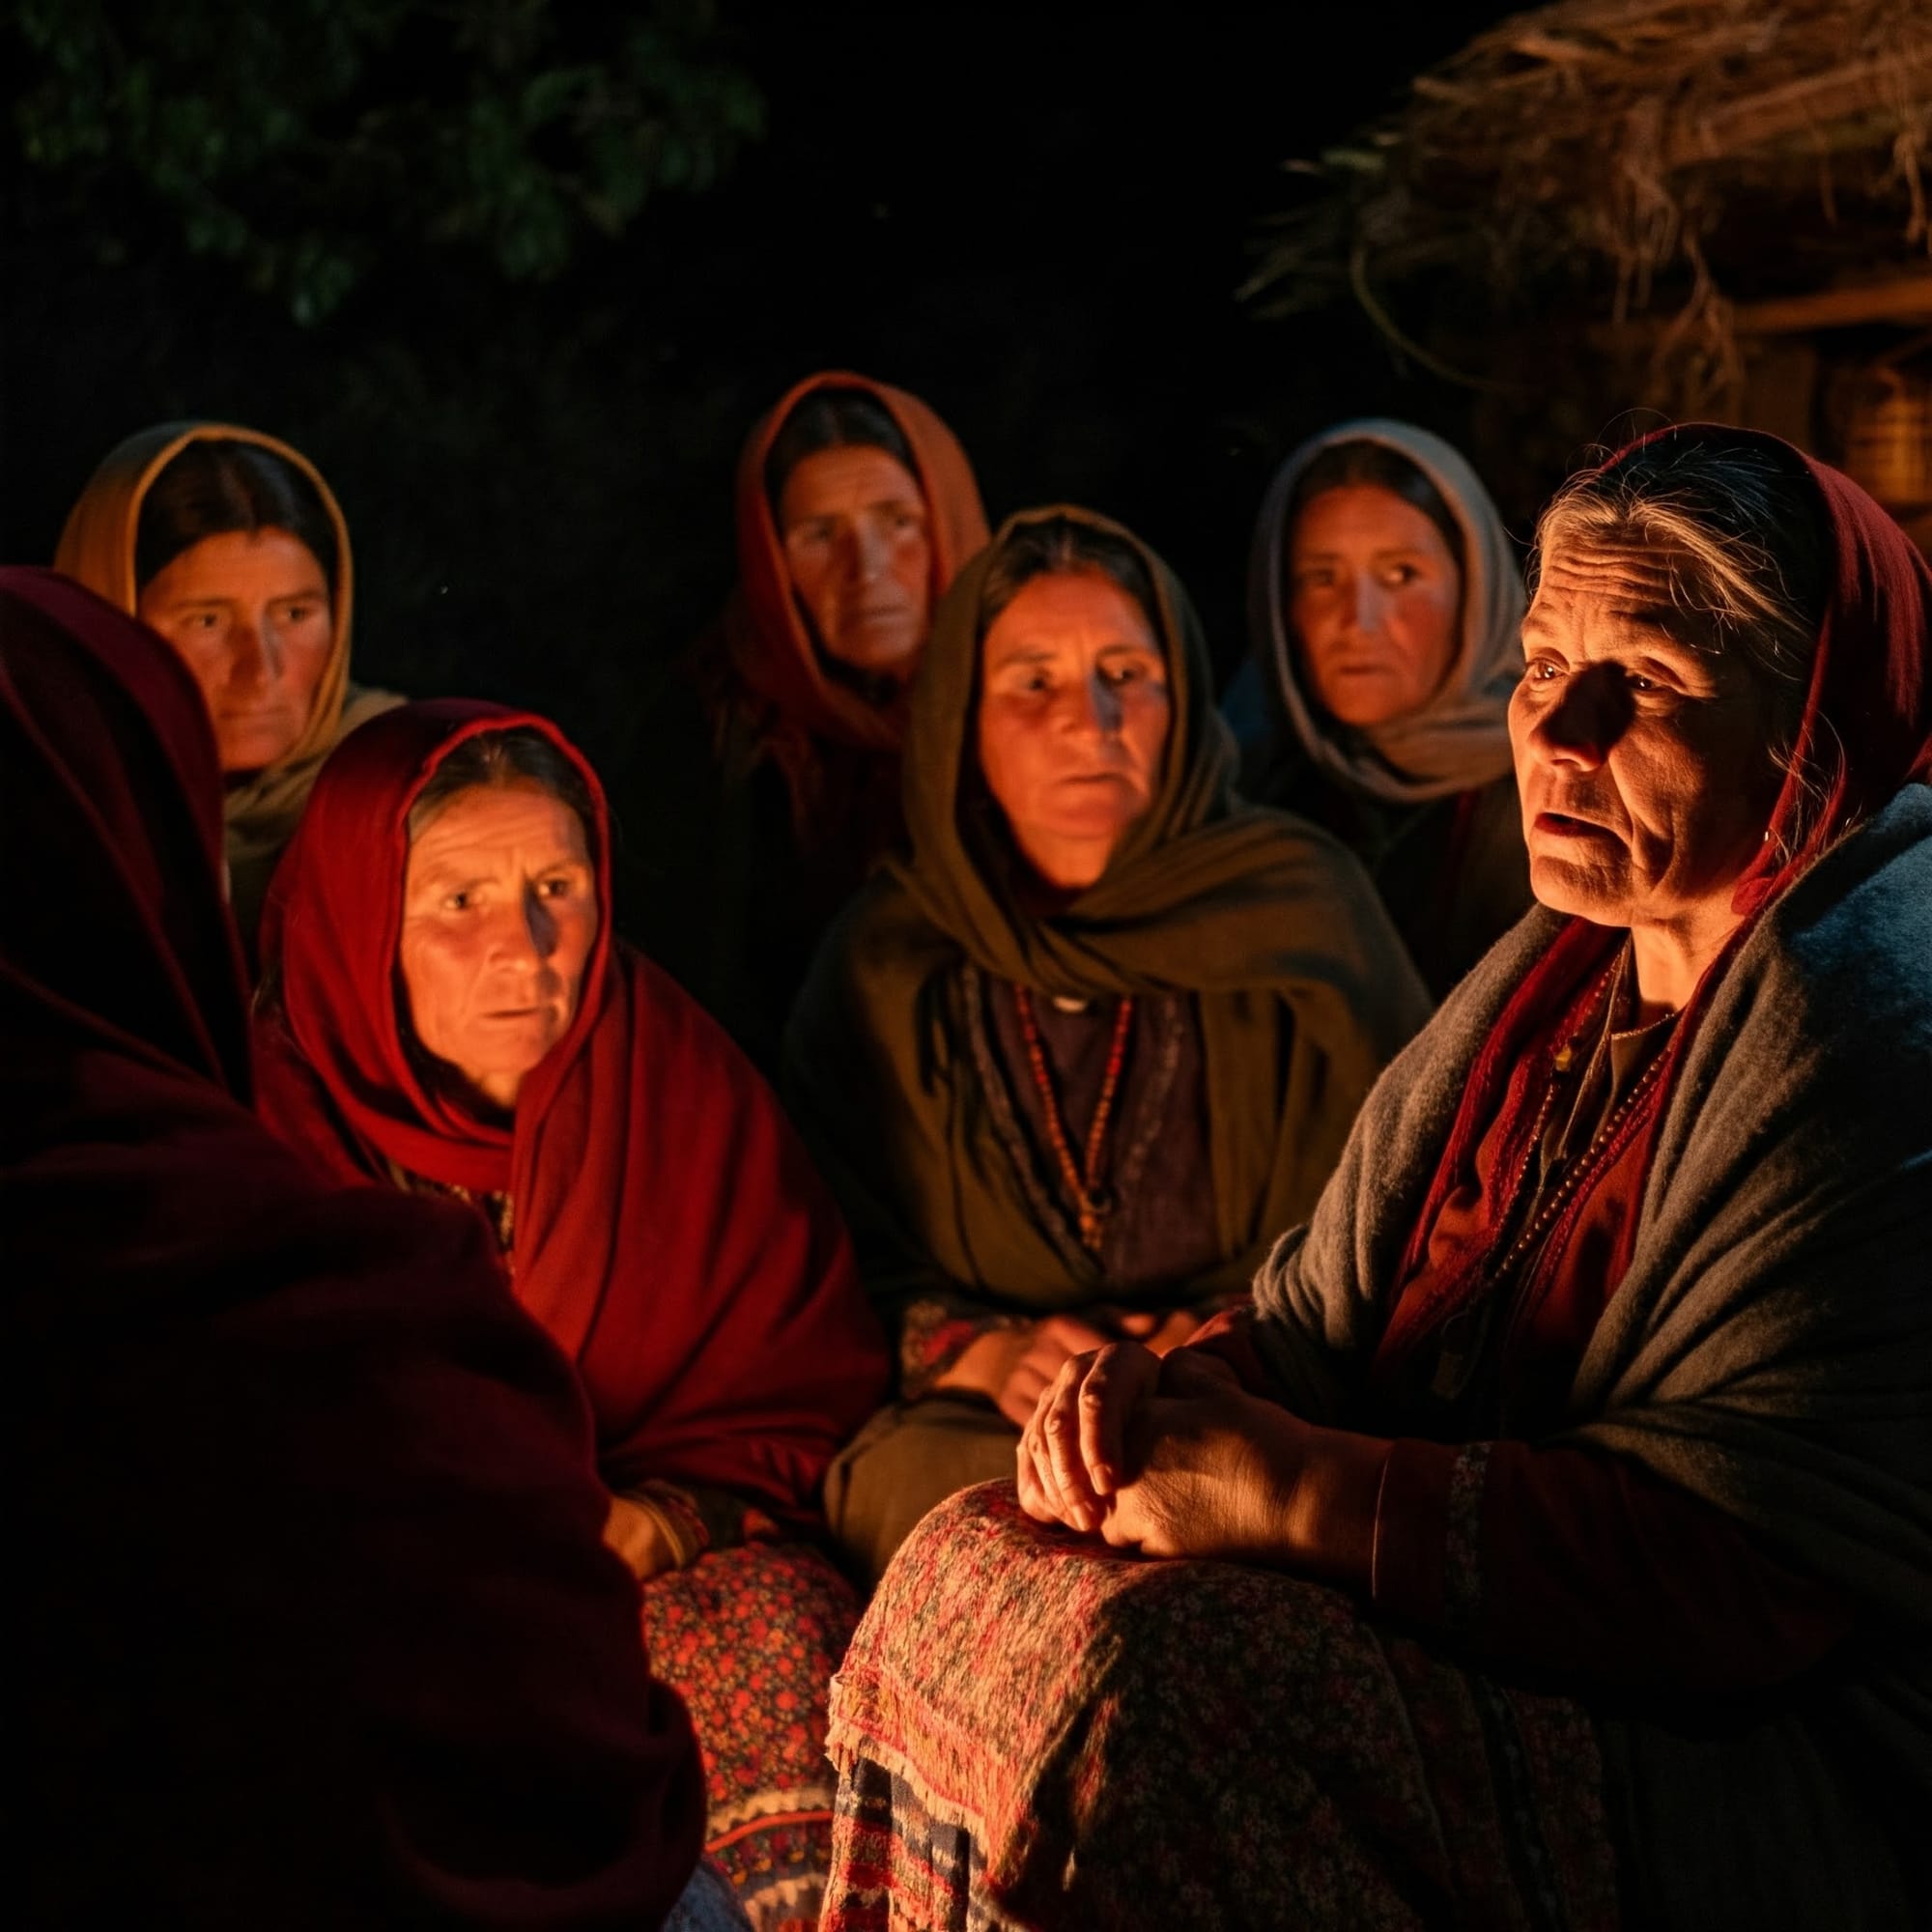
1375,425,1932,1376
724,369,989,753
5,570,704,1920
255,698,889,1506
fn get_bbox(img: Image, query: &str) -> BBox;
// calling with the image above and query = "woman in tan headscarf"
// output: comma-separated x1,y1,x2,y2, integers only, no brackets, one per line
55,421,400,964
644,372,989,1068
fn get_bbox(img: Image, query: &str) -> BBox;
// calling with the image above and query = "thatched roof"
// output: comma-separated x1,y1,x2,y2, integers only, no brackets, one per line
1248,0,1932,412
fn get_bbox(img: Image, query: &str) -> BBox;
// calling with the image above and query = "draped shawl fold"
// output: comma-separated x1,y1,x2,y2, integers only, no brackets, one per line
54,420,401,938
1242,416,1526,803
5,570,705,1922
786,504,1432,1306
255,699,888,1508
723,370,990,756
1245,428,1932,1920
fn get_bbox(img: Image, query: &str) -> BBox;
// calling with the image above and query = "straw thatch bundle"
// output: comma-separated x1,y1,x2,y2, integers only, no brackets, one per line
1249,0,1932,416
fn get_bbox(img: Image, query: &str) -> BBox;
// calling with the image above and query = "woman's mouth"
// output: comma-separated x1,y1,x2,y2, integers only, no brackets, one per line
1534,810,1614,838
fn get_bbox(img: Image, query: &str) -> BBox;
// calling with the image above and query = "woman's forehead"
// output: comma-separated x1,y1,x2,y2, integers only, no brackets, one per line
1525,539,1722,647
408,781,587,859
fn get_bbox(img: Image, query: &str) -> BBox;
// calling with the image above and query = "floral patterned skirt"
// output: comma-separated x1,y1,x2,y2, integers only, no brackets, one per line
821,1484,1620,1932
643,1538,860,1932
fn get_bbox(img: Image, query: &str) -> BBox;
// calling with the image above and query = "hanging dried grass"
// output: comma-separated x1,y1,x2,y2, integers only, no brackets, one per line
1247,0,1932,416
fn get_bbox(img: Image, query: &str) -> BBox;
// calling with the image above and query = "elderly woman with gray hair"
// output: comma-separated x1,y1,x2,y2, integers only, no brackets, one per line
816,424,1932,1931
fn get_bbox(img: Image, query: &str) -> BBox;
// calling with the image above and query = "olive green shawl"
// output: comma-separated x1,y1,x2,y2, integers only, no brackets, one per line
784,504,1431,1316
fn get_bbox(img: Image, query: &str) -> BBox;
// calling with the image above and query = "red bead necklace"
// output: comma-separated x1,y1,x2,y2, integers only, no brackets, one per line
1012,985,1136,1255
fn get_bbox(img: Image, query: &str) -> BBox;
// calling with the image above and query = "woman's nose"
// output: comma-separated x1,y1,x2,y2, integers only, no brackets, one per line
1532,668,1627,767
1066,671,1123,737
225,615,282,689
851,520,890,583
1347,576,1387,636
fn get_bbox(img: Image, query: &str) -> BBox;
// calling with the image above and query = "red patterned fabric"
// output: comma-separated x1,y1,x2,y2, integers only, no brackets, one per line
645,1537,861,1930
6,569,707,1921
821,1485,1619,1931
255,699,890,1507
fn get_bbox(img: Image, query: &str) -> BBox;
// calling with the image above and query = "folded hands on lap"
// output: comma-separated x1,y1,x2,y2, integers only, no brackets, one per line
1014,1342,1315,1564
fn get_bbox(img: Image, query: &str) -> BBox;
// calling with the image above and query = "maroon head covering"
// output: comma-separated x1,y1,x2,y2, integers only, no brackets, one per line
1375,425,1932,1374
4,570,705,1920
256,698,889,1506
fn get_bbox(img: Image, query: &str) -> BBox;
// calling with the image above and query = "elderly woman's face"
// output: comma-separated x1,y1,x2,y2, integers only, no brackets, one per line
398,782,599,1111
1510,540,1788,952
1289,484,1461,728
779,445,933,678
976,567,1172,895
136,527,335,776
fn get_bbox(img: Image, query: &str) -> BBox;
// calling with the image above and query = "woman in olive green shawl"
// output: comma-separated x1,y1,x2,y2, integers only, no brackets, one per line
56,422,400,964
785,505,1429,1582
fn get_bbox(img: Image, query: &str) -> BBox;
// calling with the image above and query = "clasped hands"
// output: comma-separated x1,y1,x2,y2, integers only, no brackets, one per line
1014,1338,1317,1566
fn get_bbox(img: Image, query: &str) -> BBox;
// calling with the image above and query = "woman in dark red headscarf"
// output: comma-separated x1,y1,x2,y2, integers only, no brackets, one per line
253,697,890,1932
816,426,1932,1931
5,567,717,1927
634,371,989,1069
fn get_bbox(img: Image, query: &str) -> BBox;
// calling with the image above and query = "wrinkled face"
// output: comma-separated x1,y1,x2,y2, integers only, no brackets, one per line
976,567,1172,895
1289,483,1462,727
779,444,933,676
397,782,599,1111
136,527,335,775
1510,538,1790,956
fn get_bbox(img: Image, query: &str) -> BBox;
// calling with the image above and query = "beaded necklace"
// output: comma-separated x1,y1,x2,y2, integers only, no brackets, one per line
1011,985,1136,1254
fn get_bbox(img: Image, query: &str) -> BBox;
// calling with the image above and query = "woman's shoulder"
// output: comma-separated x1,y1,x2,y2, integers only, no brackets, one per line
1747,787,1932,1058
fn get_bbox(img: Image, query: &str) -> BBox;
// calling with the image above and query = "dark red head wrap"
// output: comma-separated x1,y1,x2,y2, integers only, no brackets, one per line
256,698,888,1506
5,571,706,1918
1377,426,1932,1372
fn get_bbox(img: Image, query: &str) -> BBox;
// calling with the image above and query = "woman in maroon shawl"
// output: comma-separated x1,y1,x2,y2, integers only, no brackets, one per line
5,568,727,1927
817,426,1932,1929
253,697,890,1932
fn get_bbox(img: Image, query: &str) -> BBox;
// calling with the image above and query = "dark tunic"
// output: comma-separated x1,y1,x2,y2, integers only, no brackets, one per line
1266,763,1530,1001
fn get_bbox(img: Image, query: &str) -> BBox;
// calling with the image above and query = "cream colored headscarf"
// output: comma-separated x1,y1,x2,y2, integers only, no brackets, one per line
1246,417,1524,804
54,421,401,943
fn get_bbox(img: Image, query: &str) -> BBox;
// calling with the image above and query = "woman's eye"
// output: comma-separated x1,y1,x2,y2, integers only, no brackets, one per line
443,891,471,912
539,876,576,899
1380,564,1421,588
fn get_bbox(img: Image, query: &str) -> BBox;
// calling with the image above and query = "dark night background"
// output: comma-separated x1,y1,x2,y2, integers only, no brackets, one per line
3,0,1523,939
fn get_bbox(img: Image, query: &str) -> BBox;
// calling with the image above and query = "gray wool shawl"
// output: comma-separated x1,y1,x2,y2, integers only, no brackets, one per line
1250,785,1932,1922
1242,417,1525,803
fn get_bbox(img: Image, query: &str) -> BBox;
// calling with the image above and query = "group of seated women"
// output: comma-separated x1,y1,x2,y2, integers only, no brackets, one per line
15,388,1930,1932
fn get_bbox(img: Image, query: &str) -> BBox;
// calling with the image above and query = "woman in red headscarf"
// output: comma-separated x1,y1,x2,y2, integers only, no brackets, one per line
252,699,890,1932
6,568,720,1926
817,426,1932,1931
635,372,989,1068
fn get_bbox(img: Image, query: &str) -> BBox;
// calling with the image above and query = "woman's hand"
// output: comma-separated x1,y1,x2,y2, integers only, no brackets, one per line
1017,1342,1238,1532
603,1493,677,1582
1090,1373,1313,1563
1020,1347,1391,1583
935,1313,1122,1427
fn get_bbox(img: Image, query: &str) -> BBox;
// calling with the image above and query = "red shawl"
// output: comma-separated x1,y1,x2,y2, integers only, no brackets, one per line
724,369,989,755
1375,424,1932,1383
5,569,704,1922
255,698,889,1507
